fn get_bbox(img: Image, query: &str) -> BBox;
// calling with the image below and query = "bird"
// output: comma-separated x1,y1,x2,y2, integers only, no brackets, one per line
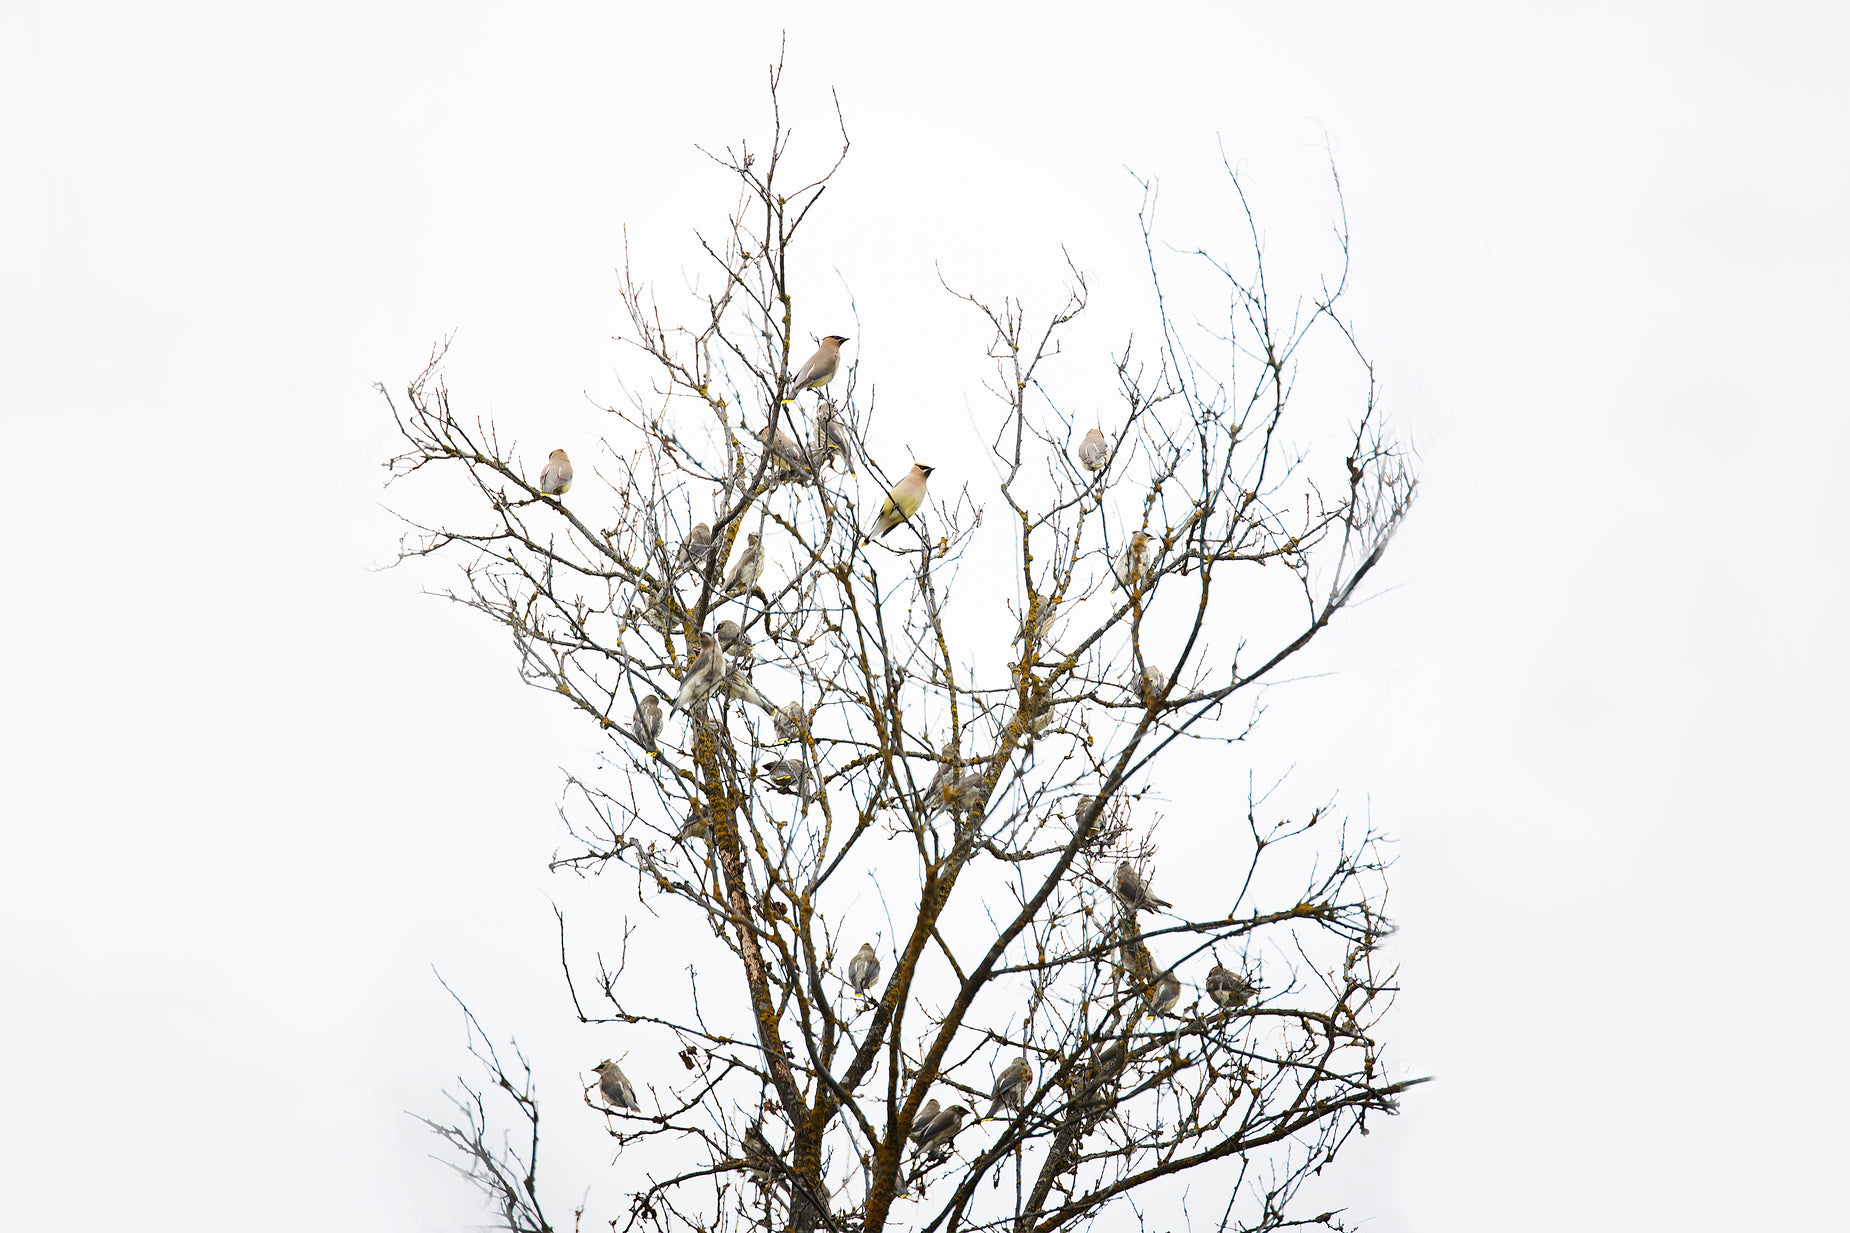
908,1098,942,1146
1076,428,1109,472
756,424,813,480
988,1056,1033,1118
813,401,855,473
942,770,990,817
742,1121,779,1188
1093,1039,1128,1081
721,667,778,715
761,758,809,799
865,464,934,540
715,619,752,658
538,448,573,495
674,522,713,574
912,1104,970,1157
1146,968,1181,1015
1206,965,1257,1010
1114,531,1153,589
669,632,726,714
847,942,880,996
593,1059,639,1111
1114,860,1171,911
772,703,807,744
675,806,715,843
721,533,764,595
633,695,663,750
783,334,848,402
1133,665,1169,709
1118,932,1155,981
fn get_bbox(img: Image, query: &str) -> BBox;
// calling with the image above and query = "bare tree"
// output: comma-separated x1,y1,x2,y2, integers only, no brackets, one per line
385,58,1420,1233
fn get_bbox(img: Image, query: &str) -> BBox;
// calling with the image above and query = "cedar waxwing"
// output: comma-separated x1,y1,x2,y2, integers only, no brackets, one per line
908,1099,943,1146
1094,1039,1128,1079
715,619,752,658
783,335,848,401
943,770,990,816
847,942,880,996
987,1056,1033,1118
633,695,663,751
813,401,855,473
742,1121,779,1188
669,632,726,714
1114,531,1153,589
674,522,713,574
721,667,778,715
1119,933,1155,981
913,1104,970,1157
1114,860,1171,911
1146,968,1181,1015
865,464,934,540
538,448,573,495
761,758,809,799
1134,666,1169,710
593,1059,639,1111
756,424,813,480
1076,428,1109,473
675,805,715,843
1207,965,1257,1009
721,533,764,595
772,703,807,744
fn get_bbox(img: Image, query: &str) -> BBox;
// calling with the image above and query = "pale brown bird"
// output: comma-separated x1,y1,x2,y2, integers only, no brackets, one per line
669,632,725,714
1134,666,1169,709
913,1104,970,1157
715,619,752,658
813,401,855,473
1114,531,1153,589
756,424,813,480
674,805,714,843
772,703,807,744
783,334,848,401
633,695,663,751
592,1059,639,1111
847,942,880,996
1076,428,1109,472
866,464,934,540
1146,968,1181,1015
1114,860,1171,911
908,1098,942,1146
987,1056,1033,1118
721,532,764,595
761,758,809,799
1206,965,1257,1009
673,522,713,574
538,448,573,495
721,667,778,715
742,1121,779,1188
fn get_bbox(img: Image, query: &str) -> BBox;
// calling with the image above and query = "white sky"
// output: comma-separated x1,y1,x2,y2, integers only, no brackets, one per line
3,2,1847,1229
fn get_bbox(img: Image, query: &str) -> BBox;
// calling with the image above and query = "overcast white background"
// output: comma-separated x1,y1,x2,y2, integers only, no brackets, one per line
4,2,1847,1229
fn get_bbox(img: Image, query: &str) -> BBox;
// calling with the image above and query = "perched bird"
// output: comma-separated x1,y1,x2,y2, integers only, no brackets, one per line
866,464,934,540
669,632,725,714
1133,666,1169,709
761,758,809,799
912,1104,970,1157
917,742,961,818
1075,427,1109,473
783,334,848,401
1094,1039,1128,1080
721,532,764,595
1206,964,1257,1010
813,401,855,473
633,695,663,751
1118,932,1155,981
756,424,813,480
538,448,573,496
721,667,778,715
1114,531,1153,589
772,703,807,744
593,1059,639,1111
1114,860,1171,911
943,770,990,816
908,1099,942,1146
673,522,714,574
675,806,715,843
1146,968,1181,1015
988,1056,1033,1118
715,619,752,658
847,942,880,996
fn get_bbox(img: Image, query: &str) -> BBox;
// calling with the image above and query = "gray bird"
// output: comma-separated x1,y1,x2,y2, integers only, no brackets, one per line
913,1104,970,1157
1206,964,1257,1009
675,805,715,843
1093,1039,1128,1080
813,401,855,473
987,1056,1033,1118
721,667,778,715
1119,933,1155,981
715,619,752,658
1114,531,1153,589
592,1059,638,1111
942,770,990,817
761,758,809,799
1146,968,1181,1015
847,942,880,996
1134,666,1169,709
783,334,848,402
721,532,764,595
908,1098,942,1146
1076,428,1109,473
673,522,713,574
756,424,813,480
866,464,934,540
772,703,807,744
538,448,573,495
633,694,663,750
669,632,725,714
1114,860,1171,911
742,1121,778,1188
